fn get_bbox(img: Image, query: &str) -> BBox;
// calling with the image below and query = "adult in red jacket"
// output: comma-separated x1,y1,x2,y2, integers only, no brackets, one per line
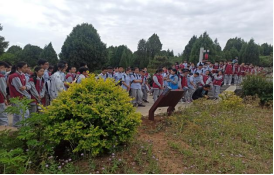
224,61,233,85
8,62,31,127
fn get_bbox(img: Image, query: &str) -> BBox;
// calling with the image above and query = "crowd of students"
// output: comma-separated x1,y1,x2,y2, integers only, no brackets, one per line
0,58,263,127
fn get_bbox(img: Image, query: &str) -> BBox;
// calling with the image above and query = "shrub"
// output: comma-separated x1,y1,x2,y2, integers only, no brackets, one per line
241,75,273,104
42,74,141,156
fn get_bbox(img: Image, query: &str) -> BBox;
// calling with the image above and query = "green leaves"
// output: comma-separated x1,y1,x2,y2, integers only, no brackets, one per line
59,23,108,70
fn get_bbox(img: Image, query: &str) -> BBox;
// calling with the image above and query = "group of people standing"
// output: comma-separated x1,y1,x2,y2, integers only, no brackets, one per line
0,60,89,127
0,58,263,127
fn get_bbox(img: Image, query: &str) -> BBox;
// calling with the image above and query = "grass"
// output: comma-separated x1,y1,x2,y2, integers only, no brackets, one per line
0,93,272,174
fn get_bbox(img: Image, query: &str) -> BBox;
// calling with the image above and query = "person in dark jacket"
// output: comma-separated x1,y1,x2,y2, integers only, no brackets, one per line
192,84,210,100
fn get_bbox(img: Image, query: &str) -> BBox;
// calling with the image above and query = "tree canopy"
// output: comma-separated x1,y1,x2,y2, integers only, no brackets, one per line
0,24,9,56
59,23,108,71
40,42,59,65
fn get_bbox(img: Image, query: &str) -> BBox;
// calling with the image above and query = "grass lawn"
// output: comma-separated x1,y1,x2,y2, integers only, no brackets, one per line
41,95,272,174
1,93,273,174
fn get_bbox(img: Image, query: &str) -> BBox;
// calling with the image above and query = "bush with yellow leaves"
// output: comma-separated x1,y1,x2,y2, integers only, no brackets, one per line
219,91,244,110
42,74,142,156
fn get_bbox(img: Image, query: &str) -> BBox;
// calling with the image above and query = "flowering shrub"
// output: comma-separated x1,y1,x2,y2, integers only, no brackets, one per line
42,74,141,156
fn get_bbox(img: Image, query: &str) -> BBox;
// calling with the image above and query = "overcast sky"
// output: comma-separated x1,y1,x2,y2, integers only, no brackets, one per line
0,0,273,55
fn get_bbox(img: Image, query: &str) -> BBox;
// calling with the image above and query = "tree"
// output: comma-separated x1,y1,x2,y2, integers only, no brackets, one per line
146,34,162,59
229,47,239,61
0,24,9,56
7,45,22,55
189,32,217,63
40,42,58,65
0,53,17,64
182,35,197,62
223,37,244,53
5,45,23,64
260,43,273,56
239,42,248,63
148,55,172,69
213,38,222,61
20,44,43,67
242,39,260,65
59,23,108,71
134,39,148,68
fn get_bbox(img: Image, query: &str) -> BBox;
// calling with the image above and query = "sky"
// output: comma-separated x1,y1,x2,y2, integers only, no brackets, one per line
0,0,273,55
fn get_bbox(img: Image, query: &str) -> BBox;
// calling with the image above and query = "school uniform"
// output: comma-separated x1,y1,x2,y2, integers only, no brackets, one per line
106,72,114,79
168,74,179,90
179,74,189,101
238,65,245,84
141,75,148,101
114,72,124,84
29,77,46,114
183,63,188,68
195,68,203,75
48,71,65,100
213,74,223,99
43,69,51,106
66,73,76,83
162,72,168,87
224,64,233,85
97,73,107,81
152,73,163,102
130,73,143,106
233,65,240,85
121,73,131,92
0,74,8,126
186,75,200,102
212,65,219,73
8,71,31,127
77,74,86,84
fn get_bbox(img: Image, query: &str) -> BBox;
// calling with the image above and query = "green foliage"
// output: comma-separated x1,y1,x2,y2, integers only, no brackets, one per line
223,37,244,53
148,55,172,69
59,23,108,71
259,53,273,67
0,53,18,65
0,24,9,56
241,39,260,65
108,45,133,68
134,39,149,68
189,32,218,63
20,44,43,67
40,42,59,65
0,148,28,174
146,33,162,59
259,43,273,56
242,75,273,104
42,74,141,156
182,35,197,62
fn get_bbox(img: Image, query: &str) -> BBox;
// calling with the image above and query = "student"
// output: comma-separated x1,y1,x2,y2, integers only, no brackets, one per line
25,66,32,83
195,64,203,75
59,61,68,83
192,84,211,100
97,67,108,81
224,61,233,85
114,66,124,84
0,61,9,126
183,60,188,68
48,63,66,100
66,66,77,83
140,71,149,103
106,66,114,79
130,67,145,107
213,71,224,99
80,62,88,68
8,62,31,127
48,65,53,75
238,63,245,84
179,69,189,103
167,69,179,90
213,61,219,73
121,68,131,92
233,62,240,85
38,59,50,82
200,70,212,88
152,68,164,102
77,67,89,83
29,66,46,114
186,72,200,103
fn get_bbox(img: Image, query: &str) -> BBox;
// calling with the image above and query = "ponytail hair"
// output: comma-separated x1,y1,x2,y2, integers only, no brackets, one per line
31,66,44,85
9,61,27,75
